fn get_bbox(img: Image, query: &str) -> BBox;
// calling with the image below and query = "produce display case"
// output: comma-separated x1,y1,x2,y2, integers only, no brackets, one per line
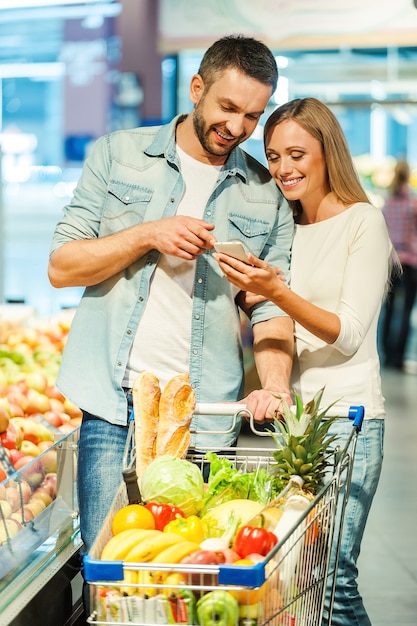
0,427,82,625
83,404,364,626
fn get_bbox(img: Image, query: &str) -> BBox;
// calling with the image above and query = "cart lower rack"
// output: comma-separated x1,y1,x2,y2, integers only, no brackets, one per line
84,403,364,626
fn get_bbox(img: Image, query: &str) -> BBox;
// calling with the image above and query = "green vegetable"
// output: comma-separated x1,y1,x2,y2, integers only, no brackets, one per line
202,452,283,516
140,455,205,517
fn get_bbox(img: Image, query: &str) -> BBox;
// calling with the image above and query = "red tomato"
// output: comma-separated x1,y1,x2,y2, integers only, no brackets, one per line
233,526,278,558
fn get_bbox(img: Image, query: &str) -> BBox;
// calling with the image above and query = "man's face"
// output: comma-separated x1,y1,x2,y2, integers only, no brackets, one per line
190,68,273,163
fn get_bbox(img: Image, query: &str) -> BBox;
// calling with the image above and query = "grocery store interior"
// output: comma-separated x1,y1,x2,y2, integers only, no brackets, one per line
0,1,417,625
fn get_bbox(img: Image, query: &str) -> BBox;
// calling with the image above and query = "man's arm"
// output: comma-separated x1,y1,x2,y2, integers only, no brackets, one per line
48,215,216,288
243,316,294,422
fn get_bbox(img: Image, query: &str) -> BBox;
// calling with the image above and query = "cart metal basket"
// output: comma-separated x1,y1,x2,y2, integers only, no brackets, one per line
83,403,364,626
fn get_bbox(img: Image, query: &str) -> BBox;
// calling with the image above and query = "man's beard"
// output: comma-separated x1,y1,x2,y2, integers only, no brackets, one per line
192,102,239,158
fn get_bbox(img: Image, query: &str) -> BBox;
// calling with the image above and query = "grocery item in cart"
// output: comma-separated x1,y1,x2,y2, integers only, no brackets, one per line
133,372,195,480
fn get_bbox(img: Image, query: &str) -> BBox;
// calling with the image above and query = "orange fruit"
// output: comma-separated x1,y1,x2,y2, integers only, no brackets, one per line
111,504,155,535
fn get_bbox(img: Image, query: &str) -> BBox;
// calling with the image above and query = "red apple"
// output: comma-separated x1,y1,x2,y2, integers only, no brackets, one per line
214,548,241,564
11,506,34,523
13,455,36,470
5,486,21,512
37,440,53,452
41,473,58,498
18,480,33,504
44,385,66,401
20,458,45,489
39,449,57,474
6,390,28,413
25,389,51,415
8,402,25,418
9,449,25,466
42,411,63,428
1,422,23,450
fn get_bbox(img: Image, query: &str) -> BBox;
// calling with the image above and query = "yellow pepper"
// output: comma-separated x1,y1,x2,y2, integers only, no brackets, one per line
163,515,205,544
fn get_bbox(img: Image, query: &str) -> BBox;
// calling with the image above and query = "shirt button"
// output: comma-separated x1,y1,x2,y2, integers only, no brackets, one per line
206,211,212,217
117,361,122,366
127,329,132,335
193,349,198,355
125,196,130,202
170,197,175,203
194,313,200,319
197,277,203,284
245,229,251,234
139,296,144,302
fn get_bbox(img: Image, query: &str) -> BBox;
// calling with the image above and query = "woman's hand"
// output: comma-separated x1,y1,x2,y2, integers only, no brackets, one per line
214,251,285,301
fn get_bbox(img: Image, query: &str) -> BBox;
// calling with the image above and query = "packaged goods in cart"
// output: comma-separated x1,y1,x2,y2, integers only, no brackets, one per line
97,588,197,624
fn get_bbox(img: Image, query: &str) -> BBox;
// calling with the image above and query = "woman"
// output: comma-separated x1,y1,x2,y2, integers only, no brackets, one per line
215,97,394,626
382,159,417,370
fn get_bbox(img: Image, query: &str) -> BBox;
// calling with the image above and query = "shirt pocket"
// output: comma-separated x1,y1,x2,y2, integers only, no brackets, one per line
101,180,154,233
227,212,271,256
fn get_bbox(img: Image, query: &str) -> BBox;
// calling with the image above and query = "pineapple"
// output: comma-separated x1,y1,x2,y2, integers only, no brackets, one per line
270,387,339,495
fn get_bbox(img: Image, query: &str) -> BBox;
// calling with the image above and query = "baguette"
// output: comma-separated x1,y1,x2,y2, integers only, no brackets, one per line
156,373,195,458
132,371,161,479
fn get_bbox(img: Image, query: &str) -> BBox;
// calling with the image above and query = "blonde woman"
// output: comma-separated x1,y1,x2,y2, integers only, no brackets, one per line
216,97,395,626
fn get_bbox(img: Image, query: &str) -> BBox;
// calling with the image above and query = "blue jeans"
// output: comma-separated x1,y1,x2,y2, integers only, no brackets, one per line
323,419,384,626
77,393,134,554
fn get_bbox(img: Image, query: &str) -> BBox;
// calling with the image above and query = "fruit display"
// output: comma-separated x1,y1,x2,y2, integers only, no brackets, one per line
0,313,81,582
0,316,82,478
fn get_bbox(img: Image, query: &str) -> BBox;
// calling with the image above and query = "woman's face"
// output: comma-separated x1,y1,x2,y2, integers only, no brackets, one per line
265,119,329,207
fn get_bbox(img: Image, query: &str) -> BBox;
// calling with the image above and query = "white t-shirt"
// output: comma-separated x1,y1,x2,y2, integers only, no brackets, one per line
290,202,392,419
123,147,221,390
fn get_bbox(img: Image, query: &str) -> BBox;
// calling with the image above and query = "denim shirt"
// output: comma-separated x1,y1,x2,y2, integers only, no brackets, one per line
50,115,294,449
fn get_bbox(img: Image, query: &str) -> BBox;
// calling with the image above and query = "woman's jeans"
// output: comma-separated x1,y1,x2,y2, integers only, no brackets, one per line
77,393,134,555
323,419,384,626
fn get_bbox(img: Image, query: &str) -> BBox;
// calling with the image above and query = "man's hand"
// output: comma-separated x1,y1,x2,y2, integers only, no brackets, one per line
243,388,292,423
151,216,216,259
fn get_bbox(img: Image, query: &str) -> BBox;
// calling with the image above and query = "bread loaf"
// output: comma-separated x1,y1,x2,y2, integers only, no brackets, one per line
132,371,161,479
155,373,195,458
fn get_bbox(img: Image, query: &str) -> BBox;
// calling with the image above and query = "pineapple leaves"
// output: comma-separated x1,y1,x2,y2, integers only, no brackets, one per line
268,387,342,494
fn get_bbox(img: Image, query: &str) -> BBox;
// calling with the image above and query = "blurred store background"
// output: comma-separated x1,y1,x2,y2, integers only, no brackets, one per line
0,0,416,364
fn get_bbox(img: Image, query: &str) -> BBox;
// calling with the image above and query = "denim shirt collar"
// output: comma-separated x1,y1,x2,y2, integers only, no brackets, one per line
145,114,248,183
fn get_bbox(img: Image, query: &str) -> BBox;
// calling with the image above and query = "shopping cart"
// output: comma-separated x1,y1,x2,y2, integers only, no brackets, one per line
83,403,364,626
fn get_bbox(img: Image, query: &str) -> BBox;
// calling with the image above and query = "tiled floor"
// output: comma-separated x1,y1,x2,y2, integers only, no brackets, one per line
239,362,417,625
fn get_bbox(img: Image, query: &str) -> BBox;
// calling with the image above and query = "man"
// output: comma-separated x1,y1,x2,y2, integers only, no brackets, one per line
48,34,294,552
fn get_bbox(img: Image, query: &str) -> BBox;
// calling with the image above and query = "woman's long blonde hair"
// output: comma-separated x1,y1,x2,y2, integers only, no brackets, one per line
264,97,369,218
264,97,399,293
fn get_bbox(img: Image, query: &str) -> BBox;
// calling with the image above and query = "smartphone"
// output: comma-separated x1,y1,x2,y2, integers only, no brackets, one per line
214,239,253,264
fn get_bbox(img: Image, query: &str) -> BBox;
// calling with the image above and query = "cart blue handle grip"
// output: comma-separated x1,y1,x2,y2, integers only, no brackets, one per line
348,405,365,431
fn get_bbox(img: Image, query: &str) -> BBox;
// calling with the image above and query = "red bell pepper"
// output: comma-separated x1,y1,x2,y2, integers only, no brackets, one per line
144,502,185,531
233,525,278,558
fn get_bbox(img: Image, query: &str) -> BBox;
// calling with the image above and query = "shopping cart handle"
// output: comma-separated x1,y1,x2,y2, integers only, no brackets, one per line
348,405,365,432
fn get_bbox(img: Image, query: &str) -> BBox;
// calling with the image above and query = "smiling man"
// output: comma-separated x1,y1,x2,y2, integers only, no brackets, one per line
48,34,295,554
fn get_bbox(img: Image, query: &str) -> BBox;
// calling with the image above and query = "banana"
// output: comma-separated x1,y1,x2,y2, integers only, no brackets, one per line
151,540,201,564
101,528,161,561
124,532,184,563
120,568,138,596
